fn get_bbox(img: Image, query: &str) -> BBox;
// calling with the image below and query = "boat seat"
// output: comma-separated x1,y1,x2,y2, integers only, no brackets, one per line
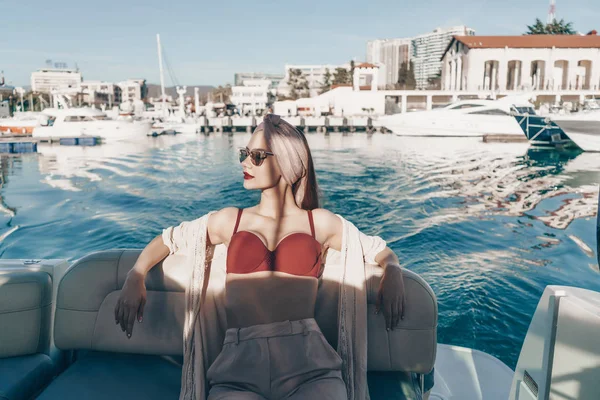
39,249,437,399
0,354,55,400
0,270,55,400
36,351,181,400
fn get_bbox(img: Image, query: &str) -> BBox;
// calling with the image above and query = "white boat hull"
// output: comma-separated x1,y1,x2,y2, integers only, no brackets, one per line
33,120,153,141
431,344,513,400
153,122,200,135
377,114,524,137
553,119,600,152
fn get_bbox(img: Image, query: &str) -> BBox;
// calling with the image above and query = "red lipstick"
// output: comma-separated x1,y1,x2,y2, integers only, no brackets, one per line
244,172,254,180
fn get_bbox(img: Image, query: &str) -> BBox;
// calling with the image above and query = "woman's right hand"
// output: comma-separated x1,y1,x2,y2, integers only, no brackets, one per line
114,270,147,338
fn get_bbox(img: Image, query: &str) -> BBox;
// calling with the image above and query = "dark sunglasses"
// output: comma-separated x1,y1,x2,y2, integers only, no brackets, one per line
238,147,275,166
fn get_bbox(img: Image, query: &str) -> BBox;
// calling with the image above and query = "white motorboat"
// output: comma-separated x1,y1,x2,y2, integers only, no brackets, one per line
552,112,600,152
0,111,41,135
32,107,152,141
375,97,535,137
151,116,202,135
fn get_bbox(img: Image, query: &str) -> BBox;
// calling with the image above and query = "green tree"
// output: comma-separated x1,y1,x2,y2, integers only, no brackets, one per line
332,67,351,86
211,84,232,103
287,69,309,100
526,18,575,34
320,68,332,94
397,61,416,90
427,70,442,90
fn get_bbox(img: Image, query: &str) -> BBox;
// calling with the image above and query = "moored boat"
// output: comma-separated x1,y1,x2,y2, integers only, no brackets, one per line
375,97,536,137
32,107,152,141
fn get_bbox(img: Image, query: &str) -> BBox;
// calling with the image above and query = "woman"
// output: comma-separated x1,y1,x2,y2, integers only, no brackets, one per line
114,114,406,400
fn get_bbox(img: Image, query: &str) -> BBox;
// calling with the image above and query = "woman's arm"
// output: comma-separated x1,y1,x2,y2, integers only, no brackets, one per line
315,208,405,330
114,207,236,338
114,235,169,338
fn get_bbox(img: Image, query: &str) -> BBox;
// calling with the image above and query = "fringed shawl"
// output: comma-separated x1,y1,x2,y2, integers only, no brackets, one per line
162,211,386,400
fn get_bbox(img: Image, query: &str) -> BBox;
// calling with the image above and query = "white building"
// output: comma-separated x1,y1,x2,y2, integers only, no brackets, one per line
353,63,380,91
441,35,600,91
117,79,147,102
234,72,284,90
366,38,411,87
31,67,82,93
80,81,117,106
277,64,350,97
231,79,271,115
411,26,475,89
366,26,474,89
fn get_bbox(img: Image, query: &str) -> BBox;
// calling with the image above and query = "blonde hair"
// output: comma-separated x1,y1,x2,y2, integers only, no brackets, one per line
258,114,320,210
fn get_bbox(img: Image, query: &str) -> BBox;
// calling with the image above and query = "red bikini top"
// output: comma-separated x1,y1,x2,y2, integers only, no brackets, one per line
226,209,322,278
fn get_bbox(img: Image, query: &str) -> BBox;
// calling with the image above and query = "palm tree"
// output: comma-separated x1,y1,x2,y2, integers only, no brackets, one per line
320,68,332,94
526,18,575,35
397,61,416,90
288,69,309,100
211,85,232,103
547,19,575,34
332,68,351,86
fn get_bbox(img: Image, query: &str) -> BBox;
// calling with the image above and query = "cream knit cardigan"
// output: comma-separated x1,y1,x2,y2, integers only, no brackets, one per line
162,211,387,400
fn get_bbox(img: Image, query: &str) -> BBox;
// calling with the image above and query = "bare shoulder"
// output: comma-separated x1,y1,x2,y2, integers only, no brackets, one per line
207,207,240,245
312,208,343,250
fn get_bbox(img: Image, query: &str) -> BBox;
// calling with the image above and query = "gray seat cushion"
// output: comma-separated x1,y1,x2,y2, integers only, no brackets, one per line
0,354,55,400
34,351,433,399
37,351,181,400
368,369,435,400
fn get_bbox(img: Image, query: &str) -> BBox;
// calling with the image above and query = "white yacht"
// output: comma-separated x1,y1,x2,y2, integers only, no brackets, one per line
0,111,41,135
552,112,600,152
151,115,203,135
32,107,152,141
1,247,599,399
375,98,535,137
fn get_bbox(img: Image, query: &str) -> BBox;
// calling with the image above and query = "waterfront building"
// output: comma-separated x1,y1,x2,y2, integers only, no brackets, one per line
367,26,475,90
79,79,146,106
117,79,147,102
411,26,475,89
441,34,600,91
231,79,271,115
277,64,350,98
30,67,82,93
80,81,119,106
234,72,284,90
0,77,14,101
366,38,412,87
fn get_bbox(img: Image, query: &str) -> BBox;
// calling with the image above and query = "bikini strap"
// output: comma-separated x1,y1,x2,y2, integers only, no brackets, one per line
307,209,315,238
233,208,243,235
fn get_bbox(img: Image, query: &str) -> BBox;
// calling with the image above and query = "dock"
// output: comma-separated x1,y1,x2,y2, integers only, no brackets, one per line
0,135,102,153
198,116,377,134
482,134,529,143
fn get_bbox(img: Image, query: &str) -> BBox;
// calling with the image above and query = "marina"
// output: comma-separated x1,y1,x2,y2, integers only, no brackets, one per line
2,1,600,398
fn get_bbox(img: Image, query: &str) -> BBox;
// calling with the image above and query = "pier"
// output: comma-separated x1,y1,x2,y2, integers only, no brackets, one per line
0,135,102,153
198,116,376,134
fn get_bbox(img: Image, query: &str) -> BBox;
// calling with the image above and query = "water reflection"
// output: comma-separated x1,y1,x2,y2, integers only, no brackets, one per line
0,134,596,251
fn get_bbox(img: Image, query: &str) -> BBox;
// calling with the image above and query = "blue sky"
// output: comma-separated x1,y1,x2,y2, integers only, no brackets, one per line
2,0,599,87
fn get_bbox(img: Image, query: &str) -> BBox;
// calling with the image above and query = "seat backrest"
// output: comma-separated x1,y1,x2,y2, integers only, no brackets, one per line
0,270,53,358
314,262,437,374
54,250,187,356
55,249,436,373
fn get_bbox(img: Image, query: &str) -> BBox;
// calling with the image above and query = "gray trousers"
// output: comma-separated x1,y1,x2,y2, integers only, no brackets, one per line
207,318,347,399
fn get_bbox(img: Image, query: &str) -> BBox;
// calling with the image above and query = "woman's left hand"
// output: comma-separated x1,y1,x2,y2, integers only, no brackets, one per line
375,264,405,331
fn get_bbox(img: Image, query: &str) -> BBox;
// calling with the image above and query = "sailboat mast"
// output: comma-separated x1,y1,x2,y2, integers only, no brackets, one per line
157,34,167,116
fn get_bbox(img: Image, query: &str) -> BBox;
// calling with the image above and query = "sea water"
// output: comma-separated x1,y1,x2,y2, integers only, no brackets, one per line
0,132,598,369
